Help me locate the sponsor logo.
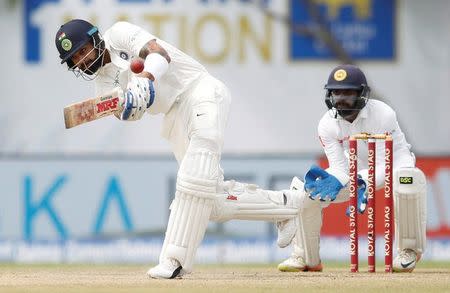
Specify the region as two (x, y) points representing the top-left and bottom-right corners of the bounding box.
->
(401, 260), (415, 268)
(289, 0), (395, 60)
(96, 97), (120, 113)
(399, 177), (413, 184)
(226, 195), (237, 201)
(100, 95), (113, 101)
(119, 52), (129, 60)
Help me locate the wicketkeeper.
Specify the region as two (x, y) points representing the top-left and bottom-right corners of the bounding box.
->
(277, 64), (427, 273)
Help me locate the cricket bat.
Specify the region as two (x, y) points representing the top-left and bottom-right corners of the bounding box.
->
(63, 88), (123, 129)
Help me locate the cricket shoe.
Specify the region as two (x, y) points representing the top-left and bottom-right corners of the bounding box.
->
(276, 177), (305, 248)
(147, 258), (183, 279)
(276, 217), (297, 248)
(393, 248), (421, 273)
(278, 255), (323, 272)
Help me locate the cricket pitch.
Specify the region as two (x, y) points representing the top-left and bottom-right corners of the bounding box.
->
(1, 262), (449, 293)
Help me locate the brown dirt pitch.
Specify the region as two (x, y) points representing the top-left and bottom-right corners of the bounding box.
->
(1, 262), (449, 293)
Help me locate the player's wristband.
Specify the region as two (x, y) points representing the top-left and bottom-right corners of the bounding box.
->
(143, 53), (169, 80)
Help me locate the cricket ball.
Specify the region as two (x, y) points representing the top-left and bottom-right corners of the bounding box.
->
(130, 58), (144, 74)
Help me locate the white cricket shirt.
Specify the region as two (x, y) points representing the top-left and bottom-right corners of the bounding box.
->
(95, 21), (208, 114)
(318, 99), (415, 188)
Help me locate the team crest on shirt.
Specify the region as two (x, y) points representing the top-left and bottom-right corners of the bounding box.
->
(119, 51), (129, 60)
(334, 69), (347, 81)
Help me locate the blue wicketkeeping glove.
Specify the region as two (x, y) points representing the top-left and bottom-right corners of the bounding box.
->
(304, 165), (344, 202)
(346, 176), (368, 216)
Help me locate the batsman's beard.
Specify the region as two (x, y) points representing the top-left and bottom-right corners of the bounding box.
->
(84, 49), (105, 75)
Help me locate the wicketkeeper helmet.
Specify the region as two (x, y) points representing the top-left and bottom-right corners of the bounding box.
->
(324, 64), (371, 115)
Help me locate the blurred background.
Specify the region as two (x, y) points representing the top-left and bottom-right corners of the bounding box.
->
(0, 0), (449, 264)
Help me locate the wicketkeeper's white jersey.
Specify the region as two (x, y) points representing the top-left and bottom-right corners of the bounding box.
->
(318, 99), (415, 188)
(95, 21), (208, 114)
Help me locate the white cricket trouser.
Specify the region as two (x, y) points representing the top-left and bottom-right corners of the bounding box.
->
(158, 73), (230, 272)
(158, 74), (300, 272)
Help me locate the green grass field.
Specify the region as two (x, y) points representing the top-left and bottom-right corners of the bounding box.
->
(1, 262), (450, 293)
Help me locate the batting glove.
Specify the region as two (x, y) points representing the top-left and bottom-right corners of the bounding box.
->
(119, 77), (155, 121)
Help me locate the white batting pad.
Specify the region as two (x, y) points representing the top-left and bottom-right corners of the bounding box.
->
(394, 167), (427, 253)
(291, 176), (323, 266)
(159, 149), (220, 272)
(210, 180), (300, 222)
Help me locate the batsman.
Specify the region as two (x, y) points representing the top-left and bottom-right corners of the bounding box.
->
(277, 65), (427, 273)
(55, 19), (303, 279)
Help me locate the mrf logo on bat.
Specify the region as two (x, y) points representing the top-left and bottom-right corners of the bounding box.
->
(96, 96), (120, 114)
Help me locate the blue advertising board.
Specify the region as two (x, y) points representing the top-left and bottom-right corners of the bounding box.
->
(289, 0), (395, 60)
